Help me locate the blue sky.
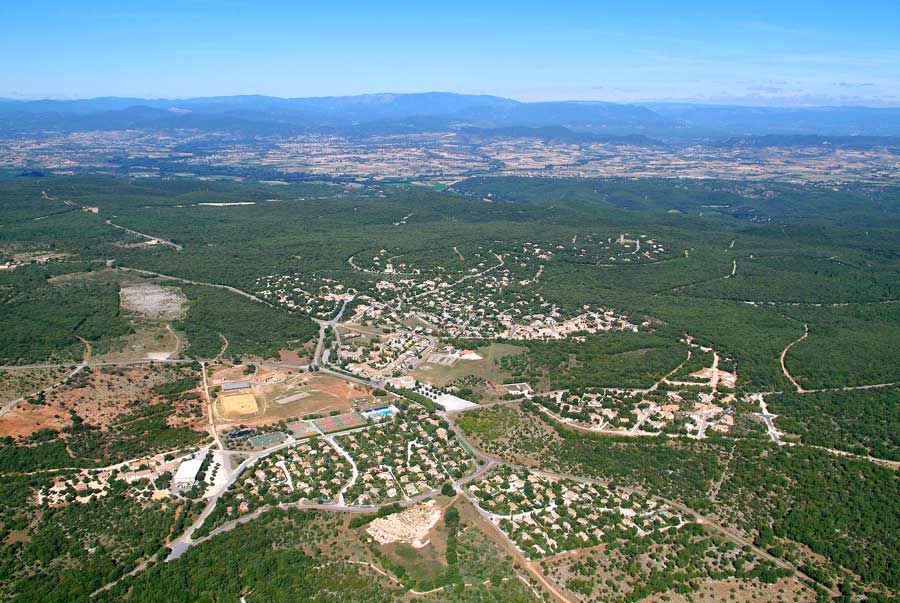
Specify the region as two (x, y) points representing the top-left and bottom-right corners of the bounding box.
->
(2, 0), (899, 105)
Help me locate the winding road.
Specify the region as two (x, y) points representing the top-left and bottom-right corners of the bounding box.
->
(780, 323), (809, 393)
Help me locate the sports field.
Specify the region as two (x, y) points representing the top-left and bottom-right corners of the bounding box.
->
(286, 420), (317, 438)
(219, 393), (259, 417)
(312, 411), (367, 433)
(261, 375), (373, 420)
(247, 431), (287, 447)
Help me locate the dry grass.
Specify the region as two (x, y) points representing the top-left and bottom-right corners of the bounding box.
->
(0, 368), (67, 402)
(219, 393), (259, 417)
(411, 343), (523, 396)
(0, 402), (71, 438)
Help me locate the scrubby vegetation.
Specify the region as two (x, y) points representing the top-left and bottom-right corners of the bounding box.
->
(3, 173), (900, 601)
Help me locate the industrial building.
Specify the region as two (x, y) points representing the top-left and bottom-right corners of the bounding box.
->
(221, 381), (251, 392)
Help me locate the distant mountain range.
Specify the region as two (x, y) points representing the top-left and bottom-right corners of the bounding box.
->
(2, 92), (900, 140)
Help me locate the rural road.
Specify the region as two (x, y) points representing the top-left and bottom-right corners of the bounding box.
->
(105, 219), (183, 250)
(312, 297), (353, 365)
(0, 338), (91, 418)
(445, 409), (838, 598)
(780, 323), (809, 393)
(115, 266), (273, 307)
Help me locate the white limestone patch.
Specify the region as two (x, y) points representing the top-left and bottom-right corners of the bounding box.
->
(120, 284), (187, 320)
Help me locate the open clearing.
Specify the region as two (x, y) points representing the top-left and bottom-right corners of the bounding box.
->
(93, 324), (182, 362)
(218, 393), (259, 417)
(411, 342), (523, 389)
(211, 365), (376, 427)
(120, 284), (188, 319)
(0, 402), (71, 438)
(262, 374), (375, 419)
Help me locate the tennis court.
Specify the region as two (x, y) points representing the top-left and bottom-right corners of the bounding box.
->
(248, 431), (287, 447)
(312, 411), (367, 433)
(286, 420), (317, 438)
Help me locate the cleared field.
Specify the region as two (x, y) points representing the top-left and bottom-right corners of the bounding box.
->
(262, 374), (374, 419)
(120, 284), (187, 319)
(0, 402), (71, 438)
(411, 342), (524, 390)
(278, 345), (313, 364)
(219, 393), (259, 417)
(92, 323), (181, 362)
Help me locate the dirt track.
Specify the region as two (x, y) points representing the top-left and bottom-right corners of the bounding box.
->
(780, 323), (809, 393)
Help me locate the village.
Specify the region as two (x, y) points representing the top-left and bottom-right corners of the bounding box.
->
(466, 466), (684, 560)
(10, 228), (743, 538)
(346, 246), (641, 341)
(2, 219), (853, 603)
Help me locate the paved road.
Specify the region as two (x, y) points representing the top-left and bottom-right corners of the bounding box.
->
(409, 252), (504, 301)
(166, 409), (489, 563)
(0, 358), (196, 371)
(166, 437), (308, 560)
(325, 435), (358, 506)
(312, 297), (353, 365)
(445, 412), (836, 598)
(0, 340), (91, 418)
(116, 266), (273, 307)
(165, 416), (440, 562)
(0, 353), (313, 425)
(459, 485), (573, 603)
(0, 357), (308, 372)
(531, 466), (829, 590)
(755, 398), (785, 445)
(318, 366), (371, 385)
(105, 220), (183, 250)
(187, 501), (378, 551)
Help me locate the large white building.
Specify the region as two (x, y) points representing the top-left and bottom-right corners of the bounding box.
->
(173, 457), (204, 489)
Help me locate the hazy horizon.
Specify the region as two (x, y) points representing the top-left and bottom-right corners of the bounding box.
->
(3, 1), (899, 107)
(3, 90), (900, 110)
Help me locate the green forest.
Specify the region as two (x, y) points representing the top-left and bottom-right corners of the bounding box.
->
(2, 172), (900, 601)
